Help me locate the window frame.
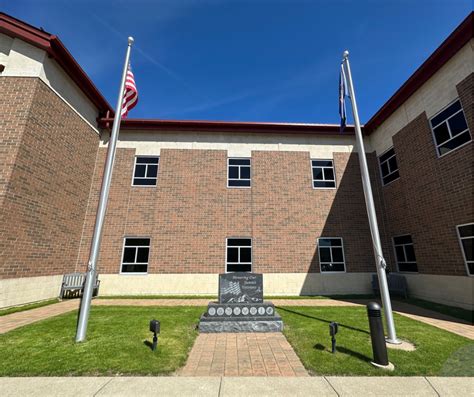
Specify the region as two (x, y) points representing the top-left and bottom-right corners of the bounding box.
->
(378, 147), (400, 186)
(429, 99), (471, 158)
(317, 237), (346, 273)
(131, 155), (160, 187)
(392, 235), (418, 273)
(227, 157), (251, 188)
(311, 159), (337, 189)
(120, 236), (151, 275)
(456, 223), (474, 277)
(225, 237), (252, 273)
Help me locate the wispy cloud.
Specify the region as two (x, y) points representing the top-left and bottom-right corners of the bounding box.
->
(90, 12), (198, 92)
(237, 56), (337, 120)
(158, 88), (262, 118)
(158, 54), (337, 120)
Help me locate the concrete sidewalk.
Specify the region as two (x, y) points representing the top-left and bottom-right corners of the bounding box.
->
(1, 376), (472, 396)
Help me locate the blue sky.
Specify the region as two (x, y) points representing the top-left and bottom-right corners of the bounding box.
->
(2, 1), (472, 123)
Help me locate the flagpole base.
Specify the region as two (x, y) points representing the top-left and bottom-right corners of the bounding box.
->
(385, 337), (402, 345)
(370, 361), (395, 371)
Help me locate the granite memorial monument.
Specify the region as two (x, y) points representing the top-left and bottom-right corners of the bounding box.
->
(199, 272), (283, 332)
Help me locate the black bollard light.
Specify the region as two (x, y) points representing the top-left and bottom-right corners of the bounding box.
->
(329, 322), (338, 353)
(149, 319), (160, 351)
(366, 302), (389, 366)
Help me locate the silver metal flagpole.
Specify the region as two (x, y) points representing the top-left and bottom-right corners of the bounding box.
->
(342, 50), (400, 344)
(76, 37), (134, 343)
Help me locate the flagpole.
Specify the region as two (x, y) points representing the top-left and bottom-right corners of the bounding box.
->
(75, 37), (134, 343)
(342, 50), (400, 344)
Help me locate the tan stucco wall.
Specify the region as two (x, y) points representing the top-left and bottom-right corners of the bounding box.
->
(1, 273), (472, 310)
(0, 275), (63, 308)
(0, 34), (99, 129)
(102, 130), (373, 157)
(404, 274), (474, 310)
(369, 39), (474, 155)
(97, 273), (373, 296)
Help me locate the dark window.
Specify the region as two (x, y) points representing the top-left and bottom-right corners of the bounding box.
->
(312, 160), (336, 188)
(430, 100), (471, 156)
(121, 237), (150, 273)
(433, 124), (450, 145)
(457, 224), (473, 275)
(378, 147), (399, 185)
(226, 238), (251, 272)
(393, 235), (418, 272)
(318, 238), (345, 272)
(228, 158), (251, 187)
(133, 157), (159, 186)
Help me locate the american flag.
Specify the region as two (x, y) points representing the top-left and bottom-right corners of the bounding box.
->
(121, 64), (138, 118)
(222, 280), (241, 296)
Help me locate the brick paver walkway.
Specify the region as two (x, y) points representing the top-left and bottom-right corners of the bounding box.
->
(0, 300), (79, 334)
(179, 333), (308, 377)
(390, 301), (474, 340)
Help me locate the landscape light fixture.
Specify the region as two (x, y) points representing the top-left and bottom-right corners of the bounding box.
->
(329, 322), (338, 353)
(149, 319), (160, 351)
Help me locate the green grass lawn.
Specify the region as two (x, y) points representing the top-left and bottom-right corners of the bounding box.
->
(96, 295), (472, 323)
(1, 304), (472, 376)
(279, 306), (474, 376)
(0, 306), (204, 376)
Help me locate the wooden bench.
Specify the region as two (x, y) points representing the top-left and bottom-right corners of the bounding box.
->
(60, 272), (100, 299)
(371, 273), (408, 299)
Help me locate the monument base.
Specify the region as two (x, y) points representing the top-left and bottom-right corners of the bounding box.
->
(199, 318), (283, 333)
(198, 301), (283, 333)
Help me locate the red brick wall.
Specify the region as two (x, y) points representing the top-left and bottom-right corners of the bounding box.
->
(373, 73), (473, 276)
(78, 146), (377, 274)
(0, 77), (99, 279)
(0, 78), (35, 209)
(252, 151), (375, 273)
(4, 76), (470, 281)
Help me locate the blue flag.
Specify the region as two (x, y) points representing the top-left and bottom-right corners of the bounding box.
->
(339, 62), (348, 132)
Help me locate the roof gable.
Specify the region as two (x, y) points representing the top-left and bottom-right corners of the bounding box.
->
(0, 12), (112, 117)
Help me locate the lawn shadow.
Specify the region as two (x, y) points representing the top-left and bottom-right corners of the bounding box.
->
(336, 346), (372, 363)
(277, 306), (370, 335)
(440, 343), (474, 376)
(143, 340), (154, 351)
(313, 342), (372, 364)
(314, 343), (326, 351)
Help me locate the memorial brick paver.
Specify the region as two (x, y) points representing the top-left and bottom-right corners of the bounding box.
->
(179, 332), (309, 377)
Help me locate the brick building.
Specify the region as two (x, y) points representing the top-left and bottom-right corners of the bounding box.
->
(0, 12), (472, 309)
